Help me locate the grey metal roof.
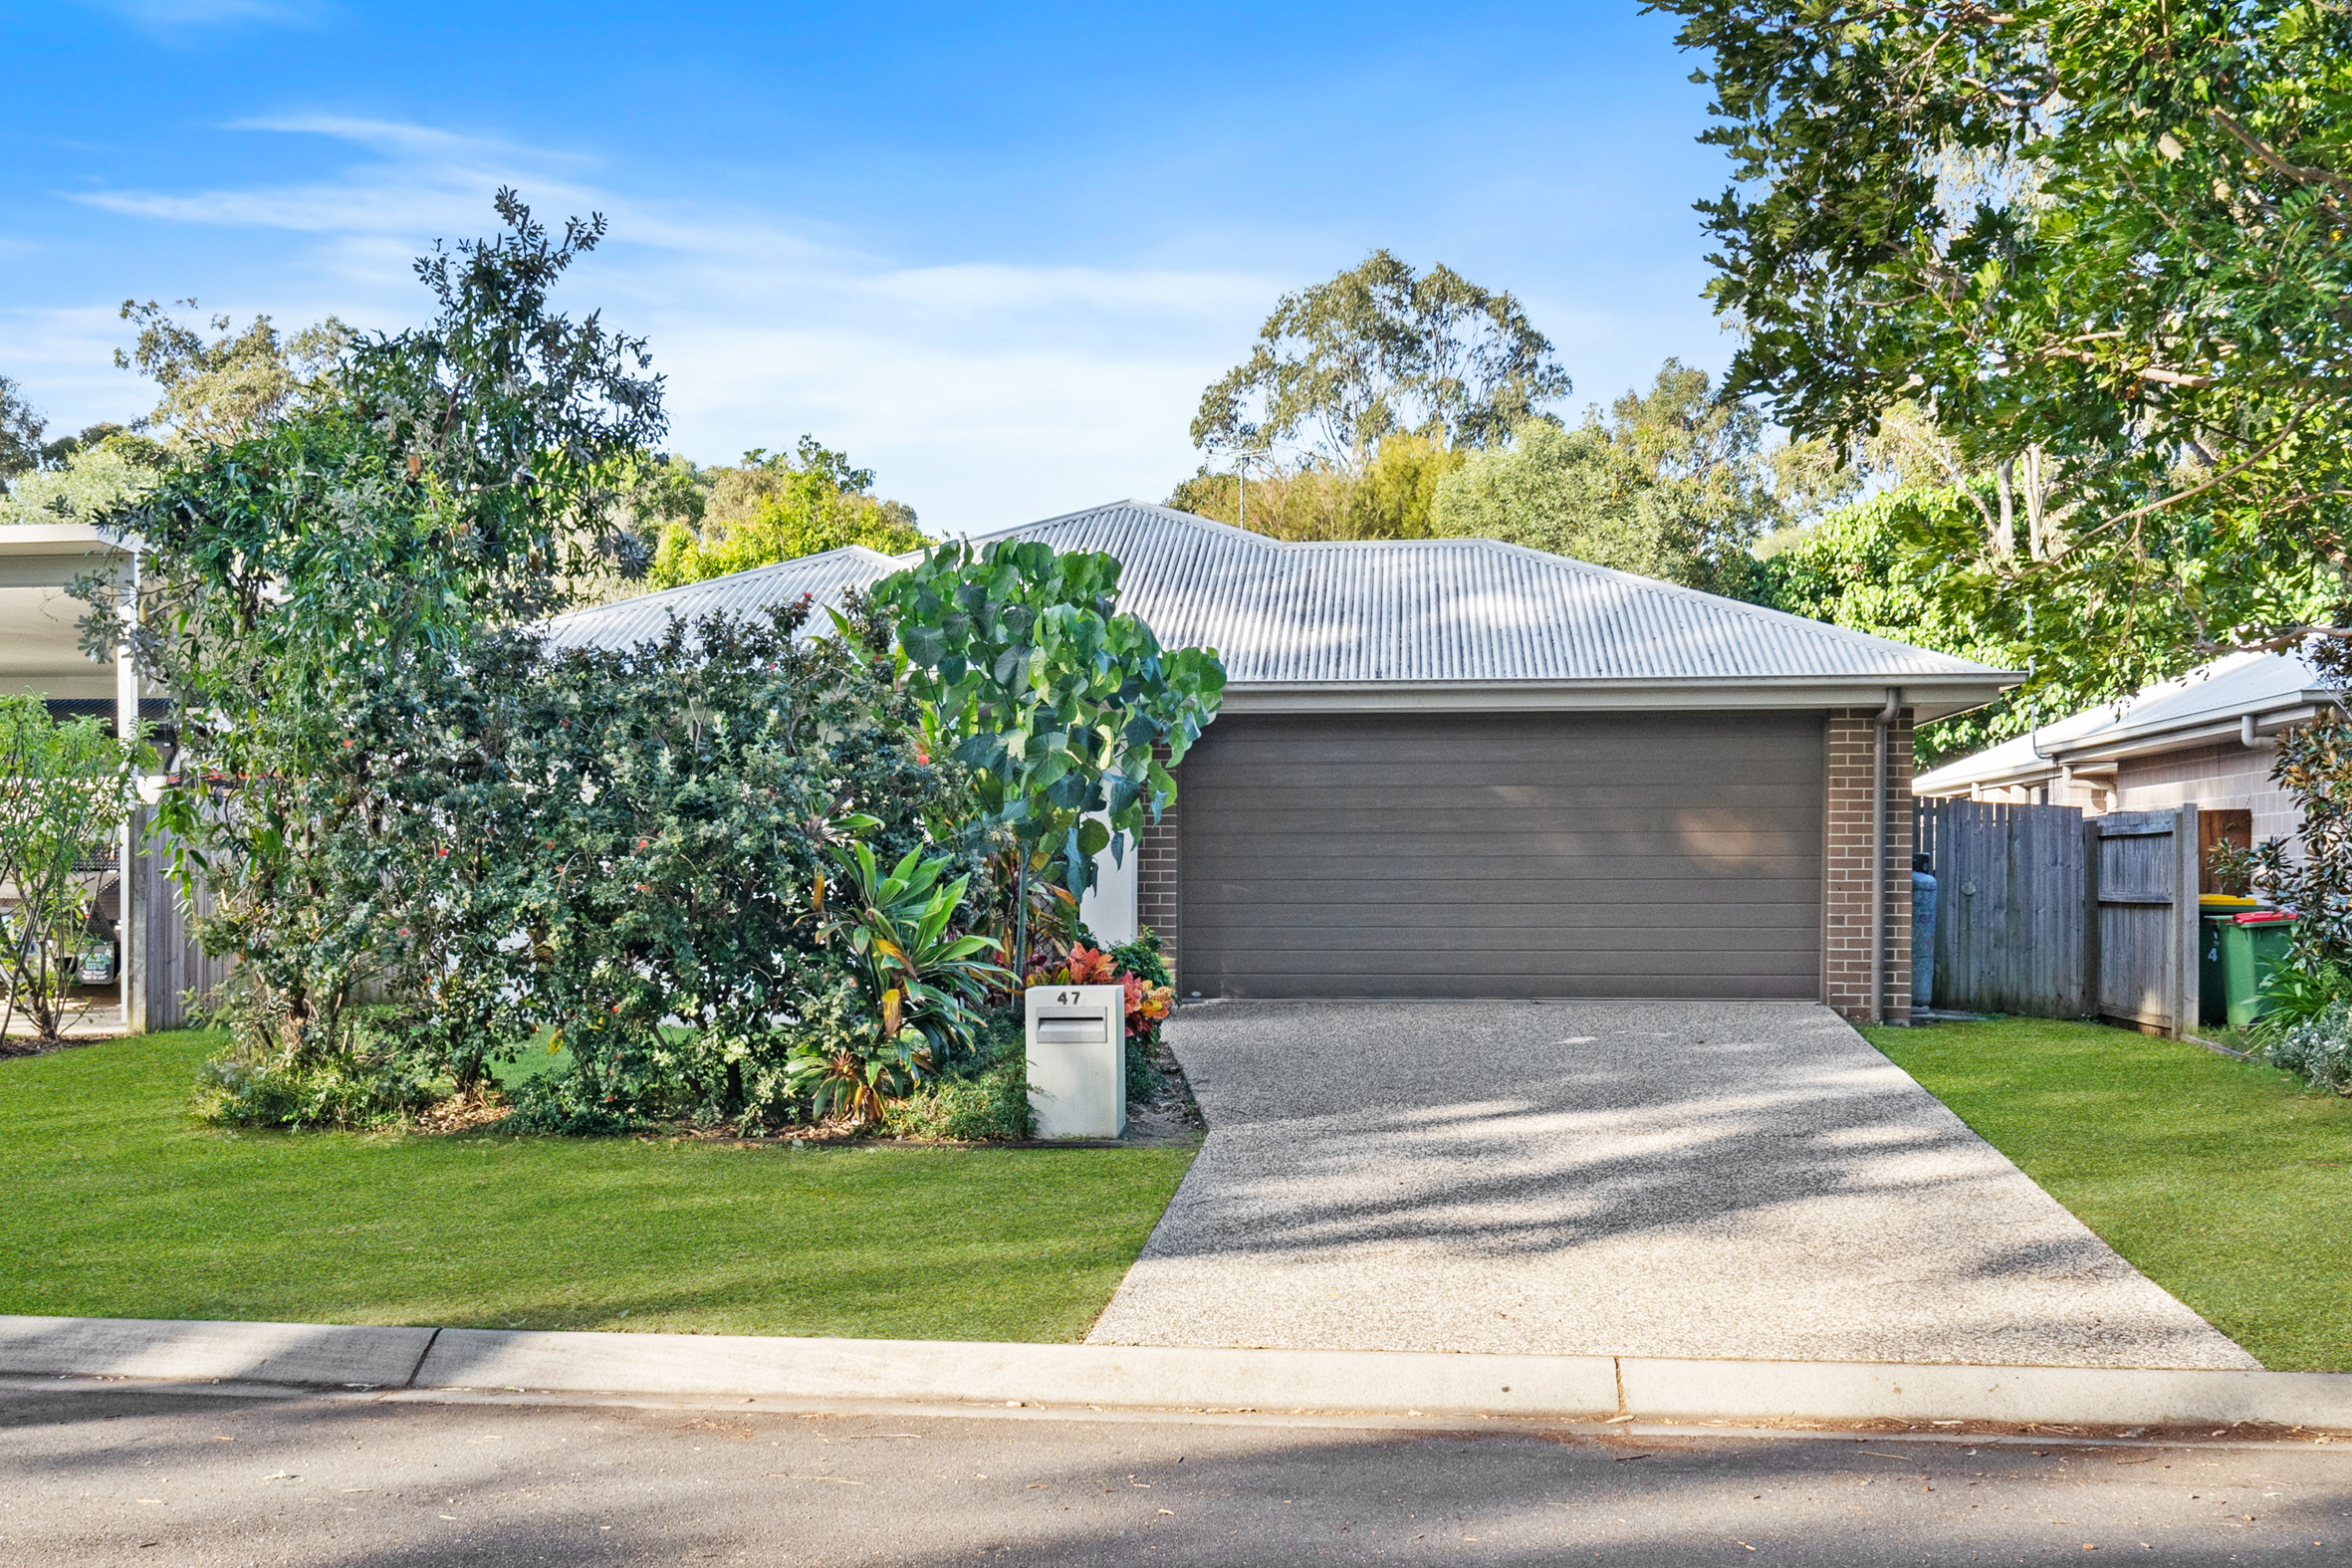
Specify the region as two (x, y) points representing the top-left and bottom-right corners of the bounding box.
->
(546, 546), (904, 652)
(547, 502), (2011, 697)
(1915, 649), (2341, 794)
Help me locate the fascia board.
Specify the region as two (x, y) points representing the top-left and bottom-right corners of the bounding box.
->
(2048, 704), (2324, 766)
(0, 524), (133, 555)
(1218, 674), (2020, 716)
(1915, 757), (2062, 795)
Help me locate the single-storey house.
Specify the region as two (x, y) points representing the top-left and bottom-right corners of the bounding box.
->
(550, 503), (2017, 1022)
(1912, 650), (2340, 881)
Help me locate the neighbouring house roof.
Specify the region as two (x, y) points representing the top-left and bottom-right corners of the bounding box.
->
(1913, 649), (2341, 796)
(0, 523), (137, 703)
(547, 502), (2018, 716)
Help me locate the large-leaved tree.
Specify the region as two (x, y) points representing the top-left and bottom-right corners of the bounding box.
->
(1650, 0), (2352, 661)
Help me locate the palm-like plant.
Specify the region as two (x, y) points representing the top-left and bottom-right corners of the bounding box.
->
(819, 841), (1011, 1078)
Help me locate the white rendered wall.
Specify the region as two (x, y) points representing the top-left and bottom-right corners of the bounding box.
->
(1078, 827), (1140, 945)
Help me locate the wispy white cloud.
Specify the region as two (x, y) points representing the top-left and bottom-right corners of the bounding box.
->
(60, 116), (1278, 530)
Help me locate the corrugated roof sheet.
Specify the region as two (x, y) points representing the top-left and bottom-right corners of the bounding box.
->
(548, 501), (2005, 686)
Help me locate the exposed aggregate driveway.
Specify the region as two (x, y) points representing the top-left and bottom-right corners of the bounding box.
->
(1086, 1001), (2255, 1369)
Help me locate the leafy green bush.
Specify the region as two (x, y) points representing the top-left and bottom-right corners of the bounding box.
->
(2265, 1001), (2352, 1095)
(2254, 961), (2352, 1040)
(881, 1016), (1032, 1141)
(197, 1025), (438, 1132)
(821, 839), (1012, 1074)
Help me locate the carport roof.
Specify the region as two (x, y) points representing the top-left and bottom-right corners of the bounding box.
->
(548, 502), (2016, 717)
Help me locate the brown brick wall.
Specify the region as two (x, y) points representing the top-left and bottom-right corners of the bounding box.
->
(1136, 753), (1180, 979)
(1825, 707), (1914, 1024)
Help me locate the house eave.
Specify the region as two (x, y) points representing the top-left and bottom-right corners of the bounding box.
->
(2046, 702), (2327, 767)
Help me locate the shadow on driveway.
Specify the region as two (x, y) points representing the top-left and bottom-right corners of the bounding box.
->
(1085, 1001), (2254, 1368)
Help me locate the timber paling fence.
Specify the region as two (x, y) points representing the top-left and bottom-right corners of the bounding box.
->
(133, 834), (232, 1032)
(1916, 798), (2201, 1035)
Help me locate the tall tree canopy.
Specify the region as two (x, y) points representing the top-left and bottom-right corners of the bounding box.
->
(1166, 432), (1465, 542)
(1650, 0), (2352, 659)
(1431, 359), (1843, 598)
(116, 300), (351, 450)
(1191, 250), (1570, 469)
(0, 374), (44, 480)
(646, 436), (925, 589)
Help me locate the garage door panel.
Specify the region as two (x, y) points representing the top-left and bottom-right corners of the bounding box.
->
(1199, 765), (1830, 795)
(1187, 796), (1826, 828)
(1193, 949), (1827, 979)
(1178, 712), (1824, 1000)
(1187, 724), (1818, 769)
(1186, 901), (1827, 931)
(1185, 848), (1828, 876)
(1186, 925), (1824, 956)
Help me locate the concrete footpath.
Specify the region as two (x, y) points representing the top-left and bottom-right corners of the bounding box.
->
(6, 1314), (2351, 1434)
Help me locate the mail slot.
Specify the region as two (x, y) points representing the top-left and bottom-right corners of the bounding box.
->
(1025, 984), (1126, 1139)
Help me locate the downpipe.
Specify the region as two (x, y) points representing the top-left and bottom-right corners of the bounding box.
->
(1871, 687), (1900, 1024)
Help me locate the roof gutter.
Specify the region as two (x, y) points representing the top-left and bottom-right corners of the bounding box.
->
(2043, 703), (2328, 767)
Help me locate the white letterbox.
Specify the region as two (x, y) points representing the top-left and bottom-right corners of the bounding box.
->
(1025, 984), (1127, 1140)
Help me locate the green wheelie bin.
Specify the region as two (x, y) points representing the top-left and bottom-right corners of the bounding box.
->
(2203, 909), (2296, 1030)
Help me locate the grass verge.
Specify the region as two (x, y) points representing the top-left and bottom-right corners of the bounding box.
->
(1865, 1016), (2352, 1372)
(1, 1031), (1193, 1342)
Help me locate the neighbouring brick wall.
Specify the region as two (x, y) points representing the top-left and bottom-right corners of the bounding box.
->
(1825, 707), (1914, 1024)
(1137, 747), (1180, 979)
(2117, 740), (2298, 851)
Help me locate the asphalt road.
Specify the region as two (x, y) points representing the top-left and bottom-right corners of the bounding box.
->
(6, 1385), (2349, 1565)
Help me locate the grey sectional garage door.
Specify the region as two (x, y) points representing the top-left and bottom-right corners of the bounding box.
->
(1177, 711), (1825, 1000)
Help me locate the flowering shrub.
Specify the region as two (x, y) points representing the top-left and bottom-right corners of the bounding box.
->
(1026, 942), (1173, 1041)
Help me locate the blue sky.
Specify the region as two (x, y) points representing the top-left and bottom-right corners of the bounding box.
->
(2, 1), (1736, 533)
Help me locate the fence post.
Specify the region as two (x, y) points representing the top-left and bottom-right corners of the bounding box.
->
(2082, 815), (2104, 1023)
(2174, 803), (2201, 1038)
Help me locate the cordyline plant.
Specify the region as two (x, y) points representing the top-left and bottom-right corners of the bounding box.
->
(0, 698), (146, 1043)
(859, 539), (1225, 966)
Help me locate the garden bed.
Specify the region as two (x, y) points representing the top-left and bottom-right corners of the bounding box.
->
(0, 1031), (1194, 1342)
(1865, 1016), (2352, 1372)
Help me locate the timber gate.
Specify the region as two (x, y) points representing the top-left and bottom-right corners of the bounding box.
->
(1916, 798), (2200, 1034)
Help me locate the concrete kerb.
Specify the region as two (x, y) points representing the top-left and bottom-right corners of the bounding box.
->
(0, 1315), (437, 1389)
(6, 1315), (2350, 1432)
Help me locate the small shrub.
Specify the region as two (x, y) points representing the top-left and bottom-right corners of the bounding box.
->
(197, 1033), (438, 1131)
(1030, 934), (1173, 1102)
(2255, 960), (2352, 1039)
(881, 1015), (1031, 1140)
(2265, 1000), (2352, 1095)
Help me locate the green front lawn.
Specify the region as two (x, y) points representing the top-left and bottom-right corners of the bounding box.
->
(0, 1031), (1193, 1342)
(1865, 1017), (2352, 1372)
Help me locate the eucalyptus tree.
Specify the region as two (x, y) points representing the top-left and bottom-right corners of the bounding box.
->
(1192, 250), (1570, 471)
